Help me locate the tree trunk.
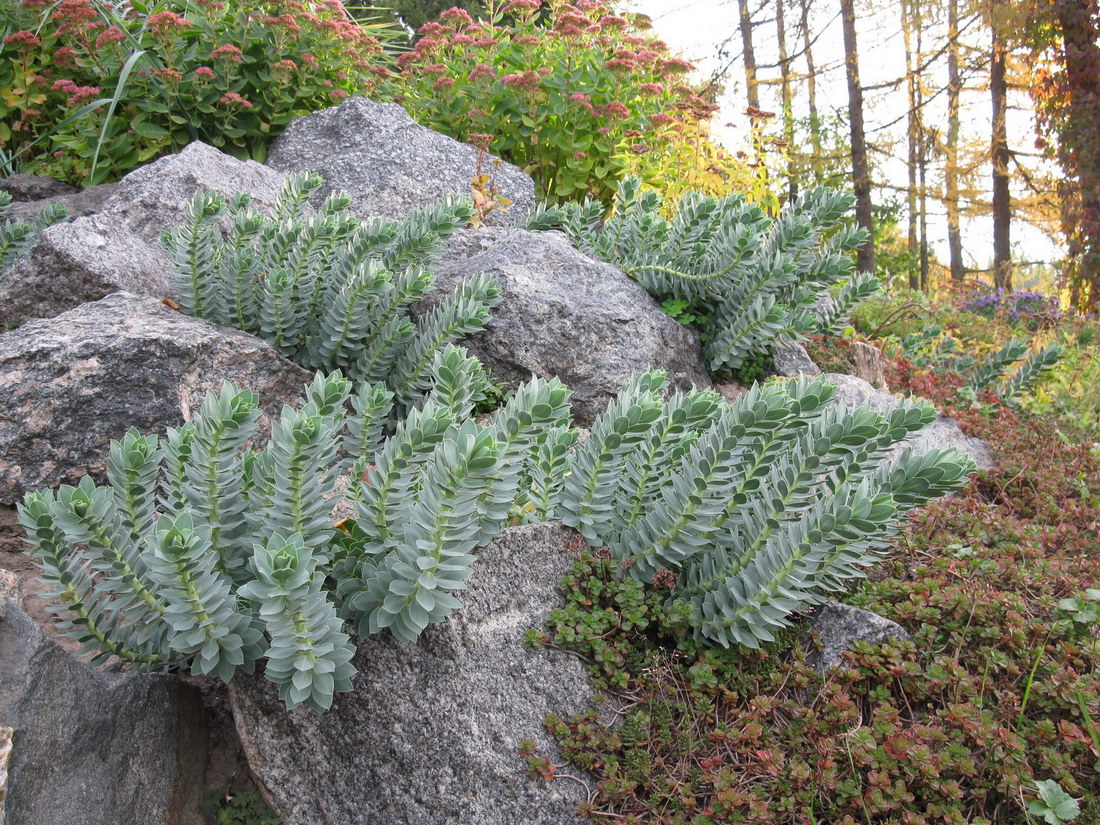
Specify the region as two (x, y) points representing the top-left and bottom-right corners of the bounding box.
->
(946, 0), (966, 281)
(738, 0), (761, 110)
(798, 0), (823, 171)
(776, 0), (798, 202)
(901, 0), (920, 290)
(919, 134), (930, 290)
(840, 0), (875, 273)
(991, 3), (1013, 290)
(1054, 0), (1100, 309)
(916, 9), (930, 290)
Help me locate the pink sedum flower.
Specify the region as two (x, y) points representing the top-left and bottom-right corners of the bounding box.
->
(3, 30), (42, 48)
(440, 7), (474, 25)
(602, 101), (630, 119)
(211, 43), (244, 62)
(217, 92), (253, 108)
(95, 25), (125, 48)
(68, 85), (103, 106)
(148, 10), (191, 35)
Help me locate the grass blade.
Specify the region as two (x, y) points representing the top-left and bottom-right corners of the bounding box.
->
(90, 48), (147, 184)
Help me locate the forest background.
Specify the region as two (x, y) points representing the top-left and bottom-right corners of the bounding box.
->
(380, 0), (1100, 312)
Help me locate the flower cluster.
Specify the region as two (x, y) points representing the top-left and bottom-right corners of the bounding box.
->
(3, 30), (42, 48)
(147, 10), (191, 35)
(50, 78), (103, 106)
(961, 286), (1062, 329)
(395, 1), (710, 203)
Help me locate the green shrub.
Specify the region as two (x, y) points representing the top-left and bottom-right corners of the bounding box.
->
(969, 339), (1063, 403)
(21, 364), (571, 710)
(528, 176), (878, 374)
(163, 173), (496, 418)
(393, 1), (711, 204)
(852, 290), (1000, 346)
(551, 370), (973, 648)
(1016, 325), (1100, 437)
(882, 326), (1061, 406)
(0, 190), (66, 274)
(848, 292), (1063, 407)
(619, 116), (769, 207)
(0, 0), (396, 184)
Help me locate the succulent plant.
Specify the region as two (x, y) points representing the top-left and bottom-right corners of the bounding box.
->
(527, 176), (878, 373)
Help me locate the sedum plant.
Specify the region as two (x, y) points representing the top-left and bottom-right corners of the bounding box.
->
(0, 0), (396, 184)
(162, 173), (498, 416)
(527, 176), (879, 374)
(20, 353), (572, 711)
(552, 370), (975, 648)
(0, 191), (66, 275)
(394, 2), (711, 204)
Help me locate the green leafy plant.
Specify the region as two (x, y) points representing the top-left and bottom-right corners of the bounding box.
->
(998, 344), (1064, 404)
(527, 176), (878, 374)
(1029, 780), (1081, 824)
(658, 297), (706, 328)
(0, 190), (66, 274)
(20, 362), (572, 710)
(0, 0), (398, 184)
(547, 369), (973, 647)
(841, 299), (1063, 409)
(1021, 328), (1100, 438)
(733, 348), (772, 385)
(619, 114), (772, 207)
(968, 339), (1063, 404)
(206, 786), (280, 825)
(393, 1), (711, 204)
(162, 172), (495, 417)
(1058, 589), (1100, 624)
(897, 324), (978, 374)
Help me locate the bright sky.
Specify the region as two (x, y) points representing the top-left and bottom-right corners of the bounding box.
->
(625, 0), (1063, 283)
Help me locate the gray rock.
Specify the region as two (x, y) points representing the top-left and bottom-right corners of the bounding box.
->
(0, 725), (11, 825)
(812, 293), (837, 325)
(771, 342), (822, 377)
(416, 228), (711, 426)
(715, 378), (750, 405)
(824, 372), (995, 470)
(806, 600), (910, 674)
(0, 570), (207, 825)
(848, 340), (887, 389)
(0, 142), (286, 327)
(0, 174), (77, 201)
(0, 292), (311, 504)
(2, 182), (119, 224)
(230, 523), (591, 825)
(266, 97), (536, 225)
